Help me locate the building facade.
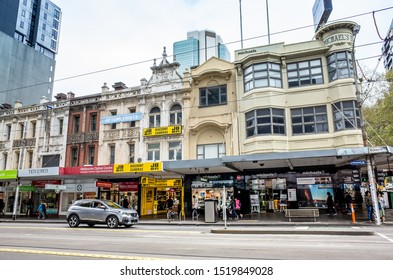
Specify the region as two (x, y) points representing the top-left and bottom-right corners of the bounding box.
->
(173, 30), (231, 75)
(382, 19), (393, 71)
(0, 0), (61, 106)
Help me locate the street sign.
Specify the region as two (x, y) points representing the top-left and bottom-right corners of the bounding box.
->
(349, 160), (367, 165)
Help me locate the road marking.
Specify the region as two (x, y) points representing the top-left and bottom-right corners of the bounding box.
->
(0, 247), (165, 260)
(376, 232), (393, 243)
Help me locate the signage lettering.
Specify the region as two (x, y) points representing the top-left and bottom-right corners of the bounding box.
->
(323, 33), (353, 46)
(143, 125), (182, 137)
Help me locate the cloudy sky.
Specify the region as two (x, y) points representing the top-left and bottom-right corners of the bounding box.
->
(52, 0), (392, 97)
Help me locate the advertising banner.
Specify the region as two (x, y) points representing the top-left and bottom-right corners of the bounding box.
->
(61, 165), (114, 175)
(0, 170), (18, 179)
(101, 112), (142, 124)
(142, 125), (182, 137)
(114, 162), (162, 173)
(18, 167), (60, 177)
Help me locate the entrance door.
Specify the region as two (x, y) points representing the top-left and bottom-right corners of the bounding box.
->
(142, 188), (154, 215)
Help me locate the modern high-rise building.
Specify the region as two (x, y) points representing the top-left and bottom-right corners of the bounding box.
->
(0, 0), (61, 106)
(173, 30), (231, 75)
(382, 19), (393, 71)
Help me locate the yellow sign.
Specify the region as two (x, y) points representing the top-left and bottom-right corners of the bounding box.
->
(141, 177), (182, 187)
(143, 125), (182, 137)
(114, 162), (162, 173)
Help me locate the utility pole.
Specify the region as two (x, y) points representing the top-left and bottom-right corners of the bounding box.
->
(239, 0), (244, 49)
(266, 0), (271, 44)
(352, 25), (380, 225)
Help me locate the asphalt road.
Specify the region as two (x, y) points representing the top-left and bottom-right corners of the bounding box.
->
(1, 223), (393, 260)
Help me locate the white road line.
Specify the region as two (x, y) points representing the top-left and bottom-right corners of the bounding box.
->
(376, 232), (393, 243)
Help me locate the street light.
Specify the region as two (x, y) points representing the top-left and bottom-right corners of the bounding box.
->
(352, 25), (380, 225)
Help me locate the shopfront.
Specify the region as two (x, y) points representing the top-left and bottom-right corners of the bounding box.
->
(97, 181), (139, 210)
(0, 170), (18, 215)
(141, 176), (183, 216)
(61, 178), (98, 215)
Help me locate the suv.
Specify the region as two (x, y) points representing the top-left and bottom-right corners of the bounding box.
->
(67, 199), (139, 228)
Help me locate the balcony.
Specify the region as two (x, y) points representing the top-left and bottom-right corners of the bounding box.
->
(103, 127), (139, 141)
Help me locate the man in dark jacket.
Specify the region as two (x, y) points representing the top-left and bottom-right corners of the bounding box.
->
(326, 192), (336, 215)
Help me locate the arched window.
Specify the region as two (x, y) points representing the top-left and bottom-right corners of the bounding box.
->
(169, 104), (182, 125)
(149, 107), (161, 128)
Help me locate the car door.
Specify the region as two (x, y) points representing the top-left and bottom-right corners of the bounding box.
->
(90, 201), (107, 222)
(75, 201), (93, 221)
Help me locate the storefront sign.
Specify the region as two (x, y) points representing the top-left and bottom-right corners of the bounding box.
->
(32, 180), (61, 188)
(19, 167), (59, 177)
(96, 181), (113, 188)
(61, 165), (113, 175)
(250, 194), (259, 207)
(297, 177), (316, 185)
(141, 177), (182, 187)
(101, 112), (142, 125)
(288, 189), (297, 202)
(45, 184), (67, 190)
(349, 160), (367, 166)
(19, 186), (36, 192)
(142, 125), (182, 137)
(323, 33), (353, 47)
(141, 176), (156, 185)
(119, 182), (139, 191)
(63, 180), (97, 193)
(114, 162), (162, 173)
(0, 170), (17, 179)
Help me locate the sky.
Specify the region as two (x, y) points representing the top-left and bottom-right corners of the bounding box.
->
(52, 0), (393, 98)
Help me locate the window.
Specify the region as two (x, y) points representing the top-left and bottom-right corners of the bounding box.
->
(43, 23), (46, 30)
(20, 21), (24, 29)
(22, 10), (26, 17)
(54, 9), (60, 20)
(71, 147), (79, 167)
(6, 124), (11, 140)
(41, 34), (45, 41)
(50, 40), (57, 50)
(147, 143), (160, 161)
(44, 13), (47, 20)
(244, 62), (282, 92)
(87, 146), (95, 165)
(58, 118), (63, 135)
(28, 151), (33, 169)
(129, 108), (136, 127)
(327, 51), (353, 81)
(169, 141), (182, 160)
(73, 115), (80, 133)
(129, 143), (135, 163)
(31, 122), (36, 138)
(245, 108), (285, 137)
(333, 100), (360, 131)
(197, 144), (225, 159)
(3, 153), (7, 170)
(110, 111), (117, 129)
(109, 145), (115, 164)
(19, 123), (25, 139)
(200, 85), (227, 107)
(287, 59), (323, 87)
(149, 107), (161, 128)
(15, 151), (20, 169)
(45, 2), (49, 9)
(169, 104), (182, 125)
(51, 29), (58, 40)
(291, 106), (328, 135)
(90, 113), (97, 132)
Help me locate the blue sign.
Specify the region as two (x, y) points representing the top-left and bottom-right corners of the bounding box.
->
(349, 160), (367, 166)
(312, 0), (333, 31)
(101, 112), (142, 125)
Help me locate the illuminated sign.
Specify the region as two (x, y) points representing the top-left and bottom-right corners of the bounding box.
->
(114, 162), (163, 173)
(143, 125), (182, 137)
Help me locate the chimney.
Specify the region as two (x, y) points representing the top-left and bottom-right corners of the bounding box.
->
(101, 82), (109, 93)
(14, 100), (23, 108)
(112, 82), (127, 90)
(67, 91), (75, 99)
(140, 78), (147, 86)
(54, 93), (67, 101)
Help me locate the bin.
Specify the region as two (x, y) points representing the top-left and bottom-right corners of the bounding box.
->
(204, 199), (218, 223)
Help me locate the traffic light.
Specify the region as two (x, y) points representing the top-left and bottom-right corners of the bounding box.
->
(361, 172), (368, 183)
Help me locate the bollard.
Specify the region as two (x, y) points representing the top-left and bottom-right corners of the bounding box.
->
(350, 203), (356, 223)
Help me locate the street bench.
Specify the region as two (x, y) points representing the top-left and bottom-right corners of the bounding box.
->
(285, 208), (319, 222)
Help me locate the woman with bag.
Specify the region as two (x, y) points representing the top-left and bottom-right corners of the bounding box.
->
(378, 192), (386, 223)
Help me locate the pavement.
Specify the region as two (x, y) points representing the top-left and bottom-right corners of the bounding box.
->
(1, 208), (392, 236)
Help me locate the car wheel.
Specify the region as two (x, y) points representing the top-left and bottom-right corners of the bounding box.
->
(87, 223), (95, 227)
(124, 225), (132, 228)
(68, 214), (80, 228)
(106, 216), (119, 228)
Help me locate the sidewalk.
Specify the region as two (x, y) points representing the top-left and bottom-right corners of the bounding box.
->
(1, 208), (391, 235)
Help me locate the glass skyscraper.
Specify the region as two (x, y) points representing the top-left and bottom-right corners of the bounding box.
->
(173, 30), (231, 75)
(0, 0), (61, 106)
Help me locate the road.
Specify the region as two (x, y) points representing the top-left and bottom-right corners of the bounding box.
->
(0, 223), (393, 260)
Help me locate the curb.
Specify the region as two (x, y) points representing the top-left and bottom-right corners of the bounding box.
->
(210, 229), (375, 236)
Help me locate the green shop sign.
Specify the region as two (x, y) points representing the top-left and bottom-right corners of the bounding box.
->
(20, 186), (37, 192)
(0, 170), (18, 179)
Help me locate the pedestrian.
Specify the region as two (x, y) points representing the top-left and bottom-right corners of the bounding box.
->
(37, 200), (46, 219)
(26, 198), (33, 217)
(345, 192), (352, 214)
(378, 192), (386, 223)
(230, 196), (237, 219)
(235, 197), (242, 219)
(365, 191), (373, 222)
(122, 196), (129, 208)
(326, 192), (336, 215)
(166, 196), (174, 210)
(192, 195), (199, 219)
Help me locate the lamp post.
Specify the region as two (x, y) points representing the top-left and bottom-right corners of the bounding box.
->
(12, 117), (28, 220)
(352, 25), (380, 225)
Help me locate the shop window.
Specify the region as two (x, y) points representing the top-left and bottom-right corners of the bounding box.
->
(327, 51), (354, 82)
(291, 105), (328, 135)
(287, 59), (323, 87)
(244, 62), (282, 92)
(332, 100), (360, 131)
(197, 143), (225, 159)
(199, 85), (227, 107)
(245, 108), (285, 137)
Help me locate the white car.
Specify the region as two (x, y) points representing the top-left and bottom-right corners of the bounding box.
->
(67, 199), (139, 228)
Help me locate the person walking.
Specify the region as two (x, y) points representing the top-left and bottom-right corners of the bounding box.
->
(192, 195), (199, 220)
(326, 192), (336, 215)
(345, 192), (352, 214)
(122, 196), (129, 209)
(26, 198), (33, 217)
(37, 200), (46, 219)
(235, 197), (242, 219)
(365, 191), (373, 222)
(378, 192), (386, 223)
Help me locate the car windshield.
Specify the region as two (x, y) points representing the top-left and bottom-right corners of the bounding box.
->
(103, 200), (122, 209)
